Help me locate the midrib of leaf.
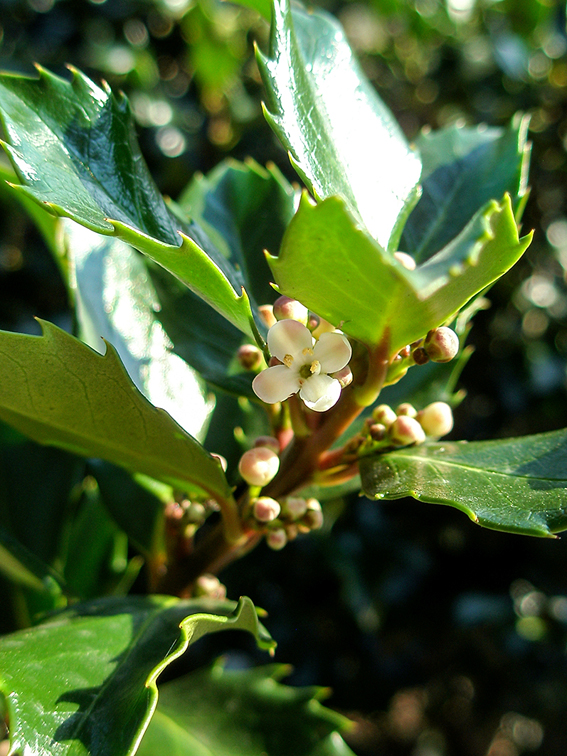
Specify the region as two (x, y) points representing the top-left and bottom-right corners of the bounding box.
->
(64, 599), (178, 744)
(381, 452), (566, 482)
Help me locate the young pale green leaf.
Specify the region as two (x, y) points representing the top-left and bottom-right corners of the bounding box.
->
(0, 595), (275, 756)
(359, 427), (567, 537)
(269, 193), (532, 353)
(0, 66), (258, 341)
(67, 222), (214, 440)
(401, 116), (531, 263)
(0, 320), (233, 508)
(256, 0), (421, 250)
(138, 663), (355, 756)
(178, 158), (297, 307)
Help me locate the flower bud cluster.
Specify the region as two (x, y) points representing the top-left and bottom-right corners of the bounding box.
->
(387, 327), (460, 386)
(248, 494), (324, 551)
(366, 400), (454, 447)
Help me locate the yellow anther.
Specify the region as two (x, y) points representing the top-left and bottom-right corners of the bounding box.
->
(302, 347), (314, 357)
(310, 360), (320, 374)
(283, 354), (294, 368)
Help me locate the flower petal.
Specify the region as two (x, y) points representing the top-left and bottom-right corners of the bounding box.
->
(253, 365), (300, 404)
(299, 374), (342, 412)
(313, 332), (352, 373)
(267, 319), (314, 363)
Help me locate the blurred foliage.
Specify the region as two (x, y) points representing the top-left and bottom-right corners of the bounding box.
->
(2, 0), (567, 754)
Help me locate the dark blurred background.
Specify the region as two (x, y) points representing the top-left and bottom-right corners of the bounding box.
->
(2, 0), (567, 754)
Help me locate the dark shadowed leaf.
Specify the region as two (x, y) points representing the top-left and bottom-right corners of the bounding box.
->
(138, 662), (355, 756)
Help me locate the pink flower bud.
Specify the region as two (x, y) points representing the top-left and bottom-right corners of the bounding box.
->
(396, 402), (417, 418)
(333, 365), (353, 388)
(388, 415), (426, 446)
(258, 304), (277, 328)
(417, 402), (454, 437)
(273, 295), (309, 325)
(253, 496), (281, 522)
(424, 327), (459, 363)
(266, 528), (288, 550)
(237, 344), (263, 371)
(254, 435), (280, 453)
(372, 404), (397, 427)
(238, 447), (280, 487)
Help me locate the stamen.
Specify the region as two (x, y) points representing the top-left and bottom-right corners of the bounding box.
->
(310, 360), (321, 375)
(283, 354), (294, 368)
(302, 347), (314, 357)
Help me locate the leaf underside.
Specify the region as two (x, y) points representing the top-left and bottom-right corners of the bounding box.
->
(359, 427), (567, 536)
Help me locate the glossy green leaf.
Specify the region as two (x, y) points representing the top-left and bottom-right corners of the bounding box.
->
(256, 0), (421, 250)
(178, 158), (297, 307)
(269, 194), (532, 352)
(359, 427), (567, 536)
(67, 221), (214, 441)
(401, 116), (531, 263)
(0, 67), (257, 340)
(138, 663), (355, 756)
(0, 320), (232, 504)
(0, 595), (275, 756)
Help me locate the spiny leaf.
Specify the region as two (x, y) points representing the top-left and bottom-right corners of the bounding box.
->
(0, 66), (258, 340)
(138, 662), (356, 756)
(402, 116), (531, 263)
(0, 595), (275, 756)
(268, 194), (532, 353)
(0, 320), (232, 505)
(359, 427), (567, 537)
(256, 0), (421, 250)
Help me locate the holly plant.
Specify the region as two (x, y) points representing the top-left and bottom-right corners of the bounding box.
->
(0, 0), (564, 754)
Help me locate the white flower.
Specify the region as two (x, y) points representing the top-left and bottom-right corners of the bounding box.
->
(252, 319), (352, 412)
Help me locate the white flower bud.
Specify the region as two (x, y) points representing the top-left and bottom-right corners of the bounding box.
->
(273, 295), (309, 325)
(303, 498), (323, 530)
(282, 496), (308, 519)
(424, 327), (459, 363)
(394, 251), (416, 270)
(372, 404), (397, 427)
(238, 447), (280, 487)
(194, 574), (227, 599)
(253, 496), (281, 522)
(389, 415), (426, 446)
(266, 528), (288, 550)
(396, 402), (417, 418)
(417, 402), (454, 437)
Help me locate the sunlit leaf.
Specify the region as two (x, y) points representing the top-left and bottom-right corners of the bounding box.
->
(269, 194), (531, 352)
(256, 0), (421, 250)
(360, 427), (567, 536)
(0, 66), (258, 340)
(0, 596), (274, 756)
